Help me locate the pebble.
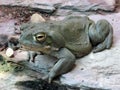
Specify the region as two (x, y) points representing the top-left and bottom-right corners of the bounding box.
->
(30, 13), (46, 23)
(6, 48), (14, 57)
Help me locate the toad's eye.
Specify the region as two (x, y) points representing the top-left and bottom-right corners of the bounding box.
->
(34, 32), (46, 42)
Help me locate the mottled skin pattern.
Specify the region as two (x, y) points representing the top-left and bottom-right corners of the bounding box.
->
(19, 16), (113, 83)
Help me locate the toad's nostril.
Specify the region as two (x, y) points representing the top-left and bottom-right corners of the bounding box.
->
(19, 45), (27, 50)
(19, 45), (23, 49)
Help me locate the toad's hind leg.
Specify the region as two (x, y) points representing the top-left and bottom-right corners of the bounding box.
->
(89, 19), (113, 53)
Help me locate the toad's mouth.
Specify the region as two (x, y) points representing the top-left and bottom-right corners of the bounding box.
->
(19, 39), (43, 51)
(20, 43), (59, 55)
(19, 43), (59, 55)
(20, 44), (43, 52)
(20, 44), (33, 51)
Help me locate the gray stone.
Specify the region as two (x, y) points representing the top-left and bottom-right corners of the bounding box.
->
(12, 50), (29, 62)
(56, 0), (116, 16)
(60, 0), (116, 11)
(29, 0), (116, 12)
(30, 4), (55, 14)
(0, 0), (116, 15)
(0, 0), (56, 14)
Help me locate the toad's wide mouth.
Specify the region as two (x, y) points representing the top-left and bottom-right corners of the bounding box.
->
(20, 44), (32, 51)
(20, 43), (41, 51)
(19, 38), (42, 51)
(19, 43), (53, 54)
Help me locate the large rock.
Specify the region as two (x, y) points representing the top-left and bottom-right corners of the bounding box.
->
(60, 0), (116, 11)
(56, 0), (116, 16)
(0, 0), (55, 14)
(60, 13), (120, 90)
(0, 0), (116, 15)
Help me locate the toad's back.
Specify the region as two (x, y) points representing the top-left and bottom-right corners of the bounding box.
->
(48, 16), (93, 57)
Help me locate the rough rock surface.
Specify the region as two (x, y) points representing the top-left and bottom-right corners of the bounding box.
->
(0, 0), (116, 14)
(56, 0), (116, 16)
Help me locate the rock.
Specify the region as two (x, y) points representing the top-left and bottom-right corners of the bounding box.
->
(30, 4), (56, 14)
(0, 0), (116, 15)
(6, 47), (14, 57)
(12, 50), (29, 62)
(30, 13), (46, 23)
(56, 0), (116, 16)
(60, 13), (120, 90)
(0, 0), (56, 14)
(60, 0), (116, 11)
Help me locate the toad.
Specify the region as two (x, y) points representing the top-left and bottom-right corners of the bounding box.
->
(19, 16), (113, 83)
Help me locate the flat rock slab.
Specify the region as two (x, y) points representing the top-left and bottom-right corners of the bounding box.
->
(60, 13), (120, 90)
(0, 0), (55, 14)
(0, 0), (116, 15)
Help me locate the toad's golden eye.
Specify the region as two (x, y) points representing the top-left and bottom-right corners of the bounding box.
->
(34, 33), (46, 42)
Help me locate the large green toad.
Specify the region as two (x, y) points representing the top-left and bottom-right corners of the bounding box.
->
(19, 16), (113, 83)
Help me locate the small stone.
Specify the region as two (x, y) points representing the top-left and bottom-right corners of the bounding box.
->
(30, 13), (46, 23)
(6, 48), (14, 57)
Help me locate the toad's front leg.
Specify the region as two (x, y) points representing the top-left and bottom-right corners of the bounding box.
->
(44, 48), (75, 83)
